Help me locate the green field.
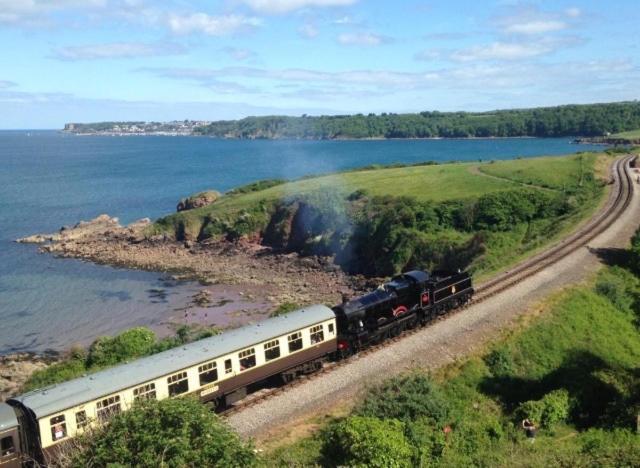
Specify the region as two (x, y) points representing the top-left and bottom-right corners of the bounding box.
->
(155, 153), (603, 233)
(479, 153), (596, 190)
(611, 129), (640, 140)
(264, 264), (640, 467)
(149, 152), (609, 278)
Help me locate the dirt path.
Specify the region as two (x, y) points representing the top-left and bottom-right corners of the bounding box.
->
(468, 164), (558, 192)
(226, 158), (640, 442)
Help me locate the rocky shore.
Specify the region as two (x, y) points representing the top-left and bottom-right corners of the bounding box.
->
(17, 215), (363, 314)
(0, 353), (57, 402)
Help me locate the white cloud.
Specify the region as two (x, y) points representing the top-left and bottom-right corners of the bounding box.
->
(0, 80), (17, 88)
(333, 15), (356, 24)
(0, 0), (106, 25)
(495, 5), (585, 36)
(504, 20), (567, 35)
(139, 58), (640, 107)
(338, 32), (391, 46)
(452, 42), (553, 61)
(222, 47), (257, 61)
(52, 42), (186, 61)
(565, 7), (581, 18)
(167, 13), (262, 36)
(240, 0), (357, 14)
(298, 23), (319, 38)
(445, 35), (584, 63)
(414, 49), (443, 61)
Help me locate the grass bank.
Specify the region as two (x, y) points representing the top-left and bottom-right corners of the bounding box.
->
(149, 152), (610, 278)
(612, 129), (640, 140)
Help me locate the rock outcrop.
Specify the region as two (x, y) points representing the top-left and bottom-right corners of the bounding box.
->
(177, 191), (221, 212)
(0, 353), (55, 401)
(16, 215), (151, 245)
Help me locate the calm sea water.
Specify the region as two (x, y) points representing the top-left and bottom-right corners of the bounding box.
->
(0, 131), (603, 354)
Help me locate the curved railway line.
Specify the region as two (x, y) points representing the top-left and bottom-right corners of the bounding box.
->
(222, 155), (636, 418)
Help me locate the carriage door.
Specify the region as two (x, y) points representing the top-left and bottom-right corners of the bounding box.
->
(0, 429), (20, 468)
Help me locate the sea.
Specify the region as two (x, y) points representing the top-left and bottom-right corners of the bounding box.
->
(0, 131), (604, 354)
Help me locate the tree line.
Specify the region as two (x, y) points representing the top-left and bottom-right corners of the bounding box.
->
(193, 101), (640, 139)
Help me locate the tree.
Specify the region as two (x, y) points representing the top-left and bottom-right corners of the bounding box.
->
(322, 416), (413, 467)
(67, 398), (256, 467)
(356, 374), (450, 423)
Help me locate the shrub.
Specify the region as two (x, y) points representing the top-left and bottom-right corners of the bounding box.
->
(322, 416), (413, 468)
(484, 348), (514, 377)
(595, 267), (635, 313)
(515, 389), (571, 429)
(404, 417), (447, 466)
(357, 374), (450, 423)
(270, 302), (300, 317)
(86, 327), (156, 368)
(66, 398), (256, 467)
(227, 178), (286, 195)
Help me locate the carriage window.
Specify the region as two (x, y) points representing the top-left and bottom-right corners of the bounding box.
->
(239, 348), (256, 371)
(264, 339), (280, 361)
(225, 358), (233, 374)
(328, 323), (335, 334)
(50, 414), (67, 440)
(310, 325), (324, 344)
(288, 332), (303, 352)
(97, 395), (121, 422)
(75, 410), (89, 430)
(134, 383), (157, 401)
(198, 361), (218, 385)
(167, 372), (189, 396)
(1, 436), (15, 456)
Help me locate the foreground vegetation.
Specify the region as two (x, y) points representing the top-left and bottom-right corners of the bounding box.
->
(61, 398), (256, 467)
(193, 101), (640, 139)
(151, 152), (607, 278)
(265, 236), (640, 466)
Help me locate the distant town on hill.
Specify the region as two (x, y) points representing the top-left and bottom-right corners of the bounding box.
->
(63, 101), (640, 140)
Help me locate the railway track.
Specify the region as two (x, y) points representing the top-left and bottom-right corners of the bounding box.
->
(222, 155), (636, 417)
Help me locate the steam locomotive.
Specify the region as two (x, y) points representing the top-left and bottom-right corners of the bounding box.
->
(0, 269), (472, 467)
(334, 269), (473, 353)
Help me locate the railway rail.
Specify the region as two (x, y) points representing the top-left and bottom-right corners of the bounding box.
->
(222, 155), (636, 417)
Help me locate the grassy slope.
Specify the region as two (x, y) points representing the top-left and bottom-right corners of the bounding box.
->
(264, 267), (640, 466)
(150, 152), (609, 279)
(611, 129), (640, 140)
(479, 153), (595, 190)
(470, 153), (607, 279)
(154, 152), (603, 232)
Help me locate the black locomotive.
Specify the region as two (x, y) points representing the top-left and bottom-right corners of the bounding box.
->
(333, 270), (473, 354)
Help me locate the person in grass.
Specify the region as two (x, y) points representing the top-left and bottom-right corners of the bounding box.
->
(522, 418), (537, 442)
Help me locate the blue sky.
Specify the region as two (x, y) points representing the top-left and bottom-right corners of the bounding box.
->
(0, 0), (638, 128)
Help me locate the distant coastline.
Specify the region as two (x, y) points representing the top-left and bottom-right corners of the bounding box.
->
(62, 101), (640, 140)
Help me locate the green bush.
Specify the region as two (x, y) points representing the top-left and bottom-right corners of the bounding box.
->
(322, 416), (413, 468)
(595, 267), (636, 313)
(227, 178), (286, 195)
(404, 417), (447, 466)
(270, 302), (300, 317)
(357, 374), (450, 423)
(484, 348), (514, 377)
(68, 398), (256, 467)
(87, 327), (156, 368)
(516, 389), (571, 429)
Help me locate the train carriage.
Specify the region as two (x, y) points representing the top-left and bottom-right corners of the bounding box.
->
(3, 305), (337, 465)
